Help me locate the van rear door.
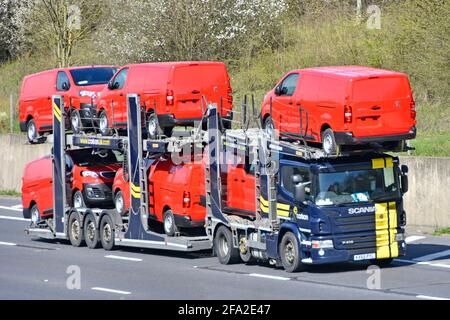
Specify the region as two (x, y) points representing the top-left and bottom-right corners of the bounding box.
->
(172, 64), (228, 120)
(350, 76), (413, 137)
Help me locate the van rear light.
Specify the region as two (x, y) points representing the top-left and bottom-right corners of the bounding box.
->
(166, 90), (174, 106)
(183, 191), (191, 208)
(410, 99), (416, 120)
(227, 86), (233, 105)
(344, 105), (352, 123)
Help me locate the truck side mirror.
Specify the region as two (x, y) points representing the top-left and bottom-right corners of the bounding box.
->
(401, 165), (409, 193)
(292, 174), (306, 203)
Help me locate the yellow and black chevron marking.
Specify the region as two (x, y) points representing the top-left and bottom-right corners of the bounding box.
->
(260, 196), (290, 218)
(53, 102), (62, 123)
(130, 183), (141, 199)
(375, 201), (399, 259)
(372, 157), (393, 169)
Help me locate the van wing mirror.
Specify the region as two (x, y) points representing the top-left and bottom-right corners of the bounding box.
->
(274, 86), (281, 96)
(62, 82), (70, 91)
(108, 80), (116, 90)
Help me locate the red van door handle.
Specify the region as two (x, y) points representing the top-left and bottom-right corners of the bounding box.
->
(371, 106), (381, 110)
(289, 102), (293, 105)
(191, 90), (200, 94)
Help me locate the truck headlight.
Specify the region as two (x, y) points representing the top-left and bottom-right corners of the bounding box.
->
(312, 240), (334, 249)
(395, 233), (405, 242)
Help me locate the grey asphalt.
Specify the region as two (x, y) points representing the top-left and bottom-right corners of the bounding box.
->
(1, 197), (450, 300)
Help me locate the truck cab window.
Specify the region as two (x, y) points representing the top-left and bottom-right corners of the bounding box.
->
(281, 166), (311, 197)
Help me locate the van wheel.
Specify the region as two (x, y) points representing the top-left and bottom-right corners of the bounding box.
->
(146, 113), (163, 139)
(100, 214), (115, 250)
(263, 116), (275, 137)
(27, 119), (38, 144)
(322, 128), (338, 156)
(73, 190), (86, 209)
(99, 110), (111, 136)
(280, 232), (306, 273)
(84, 214), (100, 249)
(214, 225), (240, 265)
(163, 210), (178, 236)
(30, 204), (40, 225)
(114, 191), (126, 216)
(68, 212), (84, 247)
(70, 109), (83, 134)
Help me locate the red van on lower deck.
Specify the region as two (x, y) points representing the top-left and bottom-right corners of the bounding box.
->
(19, 66), (117, 143)
(261, 66), (417, 154)
(22, 148), (121, 223)
(113, 159), (255, 236)
(96, 61), (233, 138)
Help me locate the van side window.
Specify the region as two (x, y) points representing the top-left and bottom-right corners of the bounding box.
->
(281, 166), (311, 198)
(56, 72), (70, 91)
(112, 68), (128, 90)
(279, 73), (299, 96)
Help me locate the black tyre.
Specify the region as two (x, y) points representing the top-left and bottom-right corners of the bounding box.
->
(263, 116), (275, 137)
(84, 214), (100, 249)
(30, 204), (40, 225)
(279, 232), (306, 273)
(98, 110), (111, 136)
(321, 128), (338, 155)
(214, 225), (240, 265)
(239, 248), (253, 264)
(100, 214), (115, 250)
(70, 109), (83, 134)
(163, 210), (178, 236)
(146, 112), (163, 139)
(73, 190), (86, 209)
(370, 258), (394, 267)
(26, 119), (38, 144)
(114, 190), (126, 216)
(68, 212), (84, 247)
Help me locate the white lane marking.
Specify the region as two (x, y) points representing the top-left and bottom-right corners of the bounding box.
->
(249, 273), (291, 281)
(105, 255), (143, 262)
(0, 215), (30, 221)
(417, 295), (450, 301)
(414, 249), (450, 262)
(0, 206), (22, 212)
(11, 205), (23, 209)
(405, 236), (426, 244)
(394, 259), (450, 269)
(0, 241), (17, 246)
(91, 287), (131, 295)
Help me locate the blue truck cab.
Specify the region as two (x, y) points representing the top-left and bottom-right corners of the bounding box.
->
(262, 153), (409, 272)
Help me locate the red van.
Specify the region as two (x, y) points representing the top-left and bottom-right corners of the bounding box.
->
(22, 148), (121, 223)
(96, 62), (233, 138)
(113, 159), (256, 236)
(19, 66), (117, 143)
(261, 66), (417, 154)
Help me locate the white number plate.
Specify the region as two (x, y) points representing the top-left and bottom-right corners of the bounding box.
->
(353, 253), (376, 261)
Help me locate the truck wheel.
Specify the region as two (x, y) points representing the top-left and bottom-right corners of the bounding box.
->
(68, 212), (84, 247)
(370, 258), (394, 267)
(27, 119), (38, 144)
(100, 214), (115, 250)
(163, 210), (178, 236)
(263, 116), (275, 137)
(73, 190), (86, 209)
(30, 204), (40, 225)
(114, 191), (126, 216)
(214, 225), (240, 265)
(84, 214), (100, 249)
(280, 232), (306, 273)
(146, 113), (163, 139)
(99, 110), (111, 136)
(321, 128), (338, 156)
(70, 109), (83, 134)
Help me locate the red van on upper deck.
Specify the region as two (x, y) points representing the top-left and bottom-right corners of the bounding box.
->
(19, 66), (117, 143)
(261, 66), (417, 154)
(96, 61), (233, 138)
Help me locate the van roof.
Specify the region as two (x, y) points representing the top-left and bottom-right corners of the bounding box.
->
(124, 61), (226, 70)
(300, 66), (406, 80)
(24, 65), (117, 79)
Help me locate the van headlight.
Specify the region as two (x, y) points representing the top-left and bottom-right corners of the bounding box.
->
(312, 240), (334, 249)
(81, 171), (99, 178)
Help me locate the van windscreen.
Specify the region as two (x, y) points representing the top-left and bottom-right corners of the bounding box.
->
(352, 77), (409, 102)
(70, 67), (117, 86)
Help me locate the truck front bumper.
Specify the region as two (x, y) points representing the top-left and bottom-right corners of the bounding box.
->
(334, 126), (416, 145)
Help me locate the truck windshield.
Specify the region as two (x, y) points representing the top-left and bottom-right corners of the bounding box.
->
(315, 167), (400, 206)
(70, 67), (116, 86)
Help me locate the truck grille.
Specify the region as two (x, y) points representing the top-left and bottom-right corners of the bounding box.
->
(334, 233), (376, 250)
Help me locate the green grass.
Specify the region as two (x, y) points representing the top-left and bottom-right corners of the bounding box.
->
(433, 227), (450, 236)
(0, 189), (21, 197)
(410, 132), (450, 157)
